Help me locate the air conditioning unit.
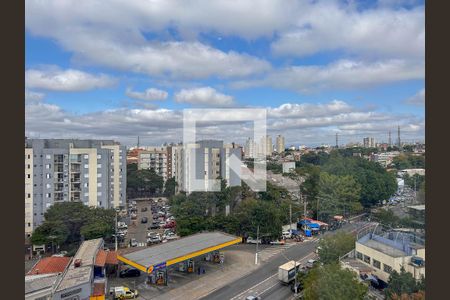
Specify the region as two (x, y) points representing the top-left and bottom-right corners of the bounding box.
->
(74, 258), (82, 268)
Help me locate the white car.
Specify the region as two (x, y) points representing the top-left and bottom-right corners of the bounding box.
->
(282, 231), (292, 239)
(164, 234), (179, 241)
(270, 239), (286, 245)
(247, 237), (262, 244)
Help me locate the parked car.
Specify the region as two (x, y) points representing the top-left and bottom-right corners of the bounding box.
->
(141, 217), (148, 223)
(110, 286), (139, 299)
(163, 234), (179, 241)
(148, 223), (159, 230)
(247, 237), (262, 244)
(305, 259), (318, 269)
(163, 221), (176, 229)
(130, 238), (138, 247)
(141, 207), (148, 212)
(119, 268), (141, 278)
(270, 239), (286, 245)
(245, 296), (260, 300)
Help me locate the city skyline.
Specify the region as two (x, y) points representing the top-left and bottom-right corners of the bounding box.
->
(25, 0), (424, 146)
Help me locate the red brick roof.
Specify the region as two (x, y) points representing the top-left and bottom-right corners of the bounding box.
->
(28, 257), (71, 275)
(105, 251), (118, 265)
(95, 250), (107, 267)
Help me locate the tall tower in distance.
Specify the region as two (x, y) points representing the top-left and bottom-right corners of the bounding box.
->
(335, 133), (339, 148)
(388, 130), (392, 147)
(397, 126), (401, 149)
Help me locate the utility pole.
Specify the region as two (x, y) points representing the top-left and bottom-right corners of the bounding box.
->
(255, 225), (260, 265)
(115, 209), (118, 251)
(289, 204), (292, 235)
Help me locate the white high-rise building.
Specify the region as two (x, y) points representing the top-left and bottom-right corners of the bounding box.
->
(244, 137), (257, 158)
(276, 135), (285, 153)
(260, 135), (273, 156)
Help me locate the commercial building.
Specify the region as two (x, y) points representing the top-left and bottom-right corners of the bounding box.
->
(350, 232), (425, 283)
(282, 161), (296, 173)
(276, 135), (285, 153)
(244, 137), (257, 158)
(25, 139), (126, 238)
(260, 135), (273, 156)
(183, 140), (241, 192)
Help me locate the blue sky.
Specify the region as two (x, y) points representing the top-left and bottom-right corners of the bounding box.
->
(25, 0), (424, 147)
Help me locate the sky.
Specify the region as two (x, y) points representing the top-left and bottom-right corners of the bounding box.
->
(25, 0), (425, 147)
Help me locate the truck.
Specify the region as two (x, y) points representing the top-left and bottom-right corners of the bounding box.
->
(278, 260), (301, 284)
(109, 286), (139, 299)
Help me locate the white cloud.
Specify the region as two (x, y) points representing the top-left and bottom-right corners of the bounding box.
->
(25, 67), (117, 92)
(126, 87), (168, 101)
(404, 88), (425, 106)
(175, 87), (234, 106)
(233, 59), (424, 93)
(25, 99), (424, 146)
(271, 2), (424, 59)
(25, 90), (45, 102)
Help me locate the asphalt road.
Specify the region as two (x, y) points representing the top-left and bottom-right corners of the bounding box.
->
(202, 221), (369, 300)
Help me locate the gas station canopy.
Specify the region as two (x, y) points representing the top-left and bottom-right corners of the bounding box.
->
(117, 232), (241, 273)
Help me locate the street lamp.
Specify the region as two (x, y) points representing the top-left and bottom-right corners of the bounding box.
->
(115, 207), (120, 251)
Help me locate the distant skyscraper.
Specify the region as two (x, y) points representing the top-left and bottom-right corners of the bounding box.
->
(388, 131), (392, 147)
(398, 126), (401, 149)
(260, 135), (273, 156)
(276, 135), (285, 153)
(363, 137), (376, 148)
(244, 137), (257, 158)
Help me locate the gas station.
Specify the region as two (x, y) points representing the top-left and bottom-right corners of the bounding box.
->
(117, 232), (241, 286)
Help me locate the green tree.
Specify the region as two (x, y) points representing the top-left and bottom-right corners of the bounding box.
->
(31, 220), (69, 246)
(385, 267), (425, 299)
(164, 177), (177, 197)
(317, 172), (362, 220)
(303, 263), (368, 300)
(318, 231), (356, 264)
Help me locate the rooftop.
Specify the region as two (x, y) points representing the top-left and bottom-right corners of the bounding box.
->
(358, 239), (407, 258)
(28, 256), (71, 275)
(25, 273), (60, 295)
(119, 232), (240, 270)
(408, 205), (425, 211)
(55, 238), (103, 292)
(341, 258), (374, 274)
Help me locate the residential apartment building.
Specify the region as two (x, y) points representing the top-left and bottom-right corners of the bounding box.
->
(363, 137), (376, 148)
(25, 139), (126, 238)
(244, 137), (257, 159)
(353, 232), (425, 283)
(276, 135), (285, 153)
(138, 146), (169, 182)
(183, 140), (241, 192)
(259, 135), (273, 156)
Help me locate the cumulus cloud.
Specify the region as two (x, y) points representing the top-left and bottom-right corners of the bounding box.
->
(25, 99), (424, 146)
(404, 88), (425, 106)
(175, 87), (234, 107)
(125, 87), (168, 101)
(233, 59), (424, 93)
(271, 2), (424, 60)
(25, 89), (45, 103)
(25, 67), (117, 92)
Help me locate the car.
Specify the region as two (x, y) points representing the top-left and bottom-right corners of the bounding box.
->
(245, 296), (260, 300)
(130, 238), (138, 247)
(141, 217), (148, 223)
(141, 207), (148, 212)
(282, 231), (292, 239)
(110, 286), (139, 299)
(269, 239), (286, 245)
(163, 221), (176, 229)
(163, 234), (179, 241)
(119, 268), (141, 278)
(306, 259), (318, 268)
(148, 223), (159, 230)
(247, 237), (261, 244)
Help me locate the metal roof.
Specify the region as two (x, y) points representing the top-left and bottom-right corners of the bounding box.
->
(119, 232), (240, 271)
(25, 273), (60, 295)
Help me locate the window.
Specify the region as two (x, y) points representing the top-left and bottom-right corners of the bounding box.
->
(356, 251), (363, 260)
(28, 223), (31, 227)
(383, 264), (393, 274)
(363, 255), (371, 264)
(27, 193), (31, 198)
(45, 164), (51, 169)
(27, 174), (31, 179)
(84, 174), (89, 178)
(97, 173), (102, 178)
(46, 183), (51, 189)
(27, 164), (30, 169)
(84, 183), (88, 188)
(46, 193), (51, 198)
(97, 164), (102, 168)
(46, 173), (51, 179)
(97, 154), (102, 159)
(97, 182), (102, 187)
(84, 192), (89, 197)
(84, 164), (89, 169)
(97, 192), (102, 196)
(27, 154), (30, 159)
(46, 154), (51, 159)
(373, 259), (381, 269)
(84, 154), (89, 159)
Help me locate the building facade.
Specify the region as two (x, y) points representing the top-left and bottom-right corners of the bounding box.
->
(25, 139), (126, 238)
(183, 140), (241, 192)
(363, 137), (376, 148)
(138, 146), (169, 182)
(244, 137), (257, 159)
(276, 135), (285, 153)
